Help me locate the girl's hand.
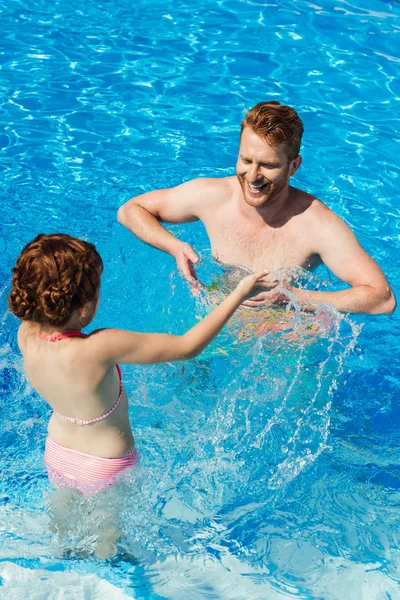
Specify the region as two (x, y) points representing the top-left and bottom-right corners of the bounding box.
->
(235, 269), (279, 300)
(96, 272), (280, 367)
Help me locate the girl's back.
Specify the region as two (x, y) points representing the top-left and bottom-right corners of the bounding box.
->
(18, 321), (134, 458)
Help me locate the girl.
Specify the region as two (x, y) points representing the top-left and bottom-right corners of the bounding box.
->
(8, 233), (271, 495)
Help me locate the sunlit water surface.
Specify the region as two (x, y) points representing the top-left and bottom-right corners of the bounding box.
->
(1, 0), (400, 598)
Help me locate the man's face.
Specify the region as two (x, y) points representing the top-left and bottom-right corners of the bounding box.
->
(236, 126), (298, 208)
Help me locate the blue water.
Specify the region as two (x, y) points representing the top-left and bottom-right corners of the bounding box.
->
(1, 0), (400, 598)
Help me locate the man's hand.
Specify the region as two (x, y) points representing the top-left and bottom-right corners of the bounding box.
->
(237, 273), (281, 302)
(174, 243), (200, 283)
(242, 284), (291, 308)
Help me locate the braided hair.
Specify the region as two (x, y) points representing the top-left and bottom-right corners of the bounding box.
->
(8, 234), (103, 325)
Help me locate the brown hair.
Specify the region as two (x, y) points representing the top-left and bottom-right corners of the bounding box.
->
(241, 101), (304, 160)
(8, 233), (103, 326)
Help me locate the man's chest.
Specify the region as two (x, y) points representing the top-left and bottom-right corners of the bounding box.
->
(203, 218), (316, 272)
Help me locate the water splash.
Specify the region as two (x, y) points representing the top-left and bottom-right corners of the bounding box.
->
(172, 258), (362, 493)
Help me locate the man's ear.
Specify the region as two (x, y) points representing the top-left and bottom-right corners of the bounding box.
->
(290, 155), (302, 176)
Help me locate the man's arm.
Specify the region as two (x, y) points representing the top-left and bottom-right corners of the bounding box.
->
(292, 206), (396, 315)
(117, 179), (211, 281)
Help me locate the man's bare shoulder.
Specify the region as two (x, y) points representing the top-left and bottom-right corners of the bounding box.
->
(309, 197), (346, 230)
(293, 189), (354, 247)
(292, 188), (340, 225)
(178, 175), (236, 201)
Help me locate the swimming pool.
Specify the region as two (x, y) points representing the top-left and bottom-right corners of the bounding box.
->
(1, 0), (399, 597)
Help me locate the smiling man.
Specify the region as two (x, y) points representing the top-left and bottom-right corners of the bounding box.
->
(117, 101), (395, 315)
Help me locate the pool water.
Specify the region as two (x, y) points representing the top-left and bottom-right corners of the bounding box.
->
(1, 0), (400, 598)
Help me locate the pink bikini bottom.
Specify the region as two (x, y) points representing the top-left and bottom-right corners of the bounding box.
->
(44, 436), (138, 495)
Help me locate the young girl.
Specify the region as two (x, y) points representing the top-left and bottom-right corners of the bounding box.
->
(9, 233), (270, 495)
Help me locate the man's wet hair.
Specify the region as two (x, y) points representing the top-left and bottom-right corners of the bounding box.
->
(241, 101), (304, 161)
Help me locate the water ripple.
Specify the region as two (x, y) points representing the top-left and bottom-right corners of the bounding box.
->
(1, 0), (400, 597)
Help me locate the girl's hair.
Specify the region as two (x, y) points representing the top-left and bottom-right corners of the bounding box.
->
(241, 101), (304, 161)
(8, 234), (103, 326)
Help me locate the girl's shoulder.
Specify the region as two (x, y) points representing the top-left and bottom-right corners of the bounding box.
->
(17, 321), (34, 352)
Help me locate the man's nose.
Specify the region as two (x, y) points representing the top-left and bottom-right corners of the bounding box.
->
(248, 163), (260, 181)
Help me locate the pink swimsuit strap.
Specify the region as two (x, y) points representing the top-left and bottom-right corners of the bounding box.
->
(38, 331), (88, 342)
(38, 330), (123, 426)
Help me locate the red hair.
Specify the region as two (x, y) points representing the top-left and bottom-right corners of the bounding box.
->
(241, 101), (304, 160)
(8, 233), (103, 325)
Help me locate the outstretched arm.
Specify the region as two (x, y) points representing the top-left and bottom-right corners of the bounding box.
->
(117, 179), (211, 281)
(93, 270), (274, 365)
(292, 208), (396, 315)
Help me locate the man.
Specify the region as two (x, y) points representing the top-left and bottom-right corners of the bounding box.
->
(118, 101), (395, 315)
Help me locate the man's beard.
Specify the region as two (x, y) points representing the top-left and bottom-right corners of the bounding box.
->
(239, 168), (291, 208)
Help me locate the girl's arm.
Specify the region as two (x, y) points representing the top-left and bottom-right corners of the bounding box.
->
(95, 270), (272, 365)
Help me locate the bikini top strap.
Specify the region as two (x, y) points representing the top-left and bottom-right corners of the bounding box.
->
(53, 364), (123, 426)
(116, 364), (122, 380)
(38, 331), (88, 342)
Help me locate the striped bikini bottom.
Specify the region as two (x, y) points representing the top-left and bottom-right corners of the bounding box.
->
(44, 437), (138, 495)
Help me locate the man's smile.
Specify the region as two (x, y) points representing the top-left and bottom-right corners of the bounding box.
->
(247, 181), (270, 195)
